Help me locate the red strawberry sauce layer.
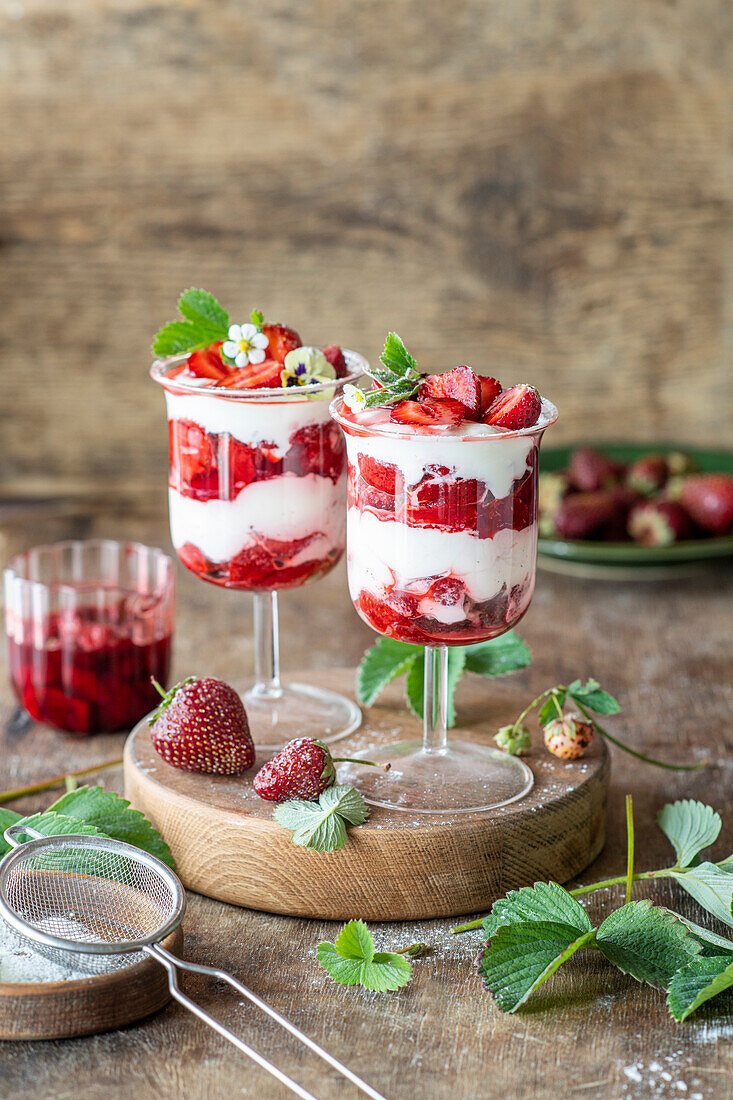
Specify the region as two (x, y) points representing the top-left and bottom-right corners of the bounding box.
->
(7, 607), (171, 734)
(167, 416), (345, 591)
(345, 447), (539, 646)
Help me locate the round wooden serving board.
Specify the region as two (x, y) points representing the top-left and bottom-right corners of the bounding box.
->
(124, 670), (609, 921)
(0, 927), (182, 1040)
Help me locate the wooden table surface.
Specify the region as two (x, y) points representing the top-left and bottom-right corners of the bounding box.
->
(1, 506), (731, 1100)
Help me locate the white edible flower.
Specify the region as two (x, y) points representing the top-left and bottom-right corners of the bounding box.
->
(343, 384), (366, 412)
(281, 346), (336, 387)
(222, 323), (269, 368)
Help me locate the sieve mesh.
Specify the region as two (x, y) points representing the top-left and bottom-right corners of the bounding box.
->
(0, 834), (184, 975)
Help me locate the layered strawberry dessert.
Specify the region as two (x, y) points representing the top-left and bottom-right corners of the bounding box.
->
(152, 296), (365, 590)
(331, 338), (557, 645)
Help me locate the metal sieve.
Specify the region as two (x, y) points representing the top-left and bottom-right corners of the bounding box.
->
(1, 825), (387, 1100)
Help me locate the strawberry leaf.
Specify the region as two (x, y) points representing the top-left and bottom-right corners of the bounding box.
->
(463, 632), (531, 677)
(566, 679), (620, 716)
(478, 922), (596, 1012)
(658, 800), (722, 869)
(595, 901), (700, 986)
(482, 881), (593, 939)
(670, 863), (733, 929)
(0, 808), (22, 855)
(177, 288), (229, 333)
(48, 786), (174, 868)
(667, 955), (733, 1021)
(356, 638), (419, 707)
(273, 785), (369, 853)
(152, 288), (229, 356)
(669, 913), (733, 955)
(317, 920), (412, 992)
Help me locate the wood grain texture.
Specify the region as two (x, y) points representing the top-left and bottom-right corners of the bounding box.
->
(123, 676), (608, 920)
(0, 928), (183, 1041)
(1, 0), (733, 500)
(0, 505), (731, 1098)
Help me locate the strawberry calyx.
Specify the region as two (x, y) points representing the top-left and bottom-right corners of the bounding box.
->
(150, 676), (196, 723)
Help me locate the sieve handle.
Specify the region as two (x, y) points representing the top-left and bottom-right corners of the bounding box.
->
(145, 943), (320, 1100)
(3, 824), (45, 848)
(148, 943), (390, 1100)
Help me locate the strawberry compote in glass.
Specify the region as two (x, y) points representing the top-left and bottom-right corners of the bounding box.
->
(4, 540), (174, 734)
(331, 351), (557, 813)
(152, 325), (368, 748)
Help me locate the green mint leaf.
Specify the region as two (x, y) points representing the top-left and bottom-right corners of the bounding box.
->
(363, 378), (420, 408)
(482, 881), (593, 939)
(152, 320), (223, 357)
(273, 785), (369, 852)
(379, 332), (419, 380)
(667, 955), (733, 1021)
(670, 863), (733, 929)
(356, 637), (420, 707)
(250, 308), (264, 326)
(317, 920), (412, 992)
(669, 913), (733, 955)
(566, 680), (620, 716)
(177, 288), (229, 333)
(48, 786), (174, 868)
(404, 648), (467, 728)
(658, 800), (722, 868)
(478, 921), (596, 1012)
(463, 633), (531, 677)
(595, 901), (700, 986)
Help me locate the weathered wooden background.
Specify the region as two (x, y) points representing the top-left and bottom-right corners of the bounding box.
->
(1, 0), (732, 498)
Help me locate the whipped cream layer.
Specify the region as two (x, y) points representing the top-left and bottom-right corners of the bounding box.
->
(169, 473), (346, 563)
(345, 423), (534, 498)
(165, 389), (334, 456)
(346, 507), (536, 609)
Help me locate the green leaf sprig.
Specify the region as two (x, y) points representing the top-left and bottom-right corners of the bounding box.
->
(317, 920), (412, 991)
(273, 785), (369, 853)
(153, 288), (230, 357)
(454, 797), (733, 1021)
(361, 333), (422, 408)
(0, 785), (174, 867)
(357, 633), (531, 727)
(495, 678), (703, 771)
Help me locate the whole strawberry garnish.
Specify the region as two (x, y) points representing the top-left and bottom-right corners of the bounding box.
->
(483, 384), (542, 429)
(418, 365), (482, 420)
(543, 712), (594, 760)
(674, 473), (733, 535)
(628, 499), (692, 546)
(253, 737), (390, 802)
(262, 322), (302, 364)
(150, 677), (254, 775)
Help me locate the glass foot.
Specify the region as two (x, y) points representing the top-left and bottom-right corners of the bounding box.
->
(243, 682), (362, 750)
(336, 739), (534, 814)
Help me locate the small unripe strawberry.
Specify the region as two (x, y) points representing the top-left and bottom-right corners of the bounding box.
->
(494, 723), (531, 756)
(543, 712), (594, 760)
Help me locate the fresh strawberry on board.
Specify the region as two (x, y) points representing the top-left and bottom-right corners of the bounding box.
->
(150, 677), (255, 775)
(479, 376), (502, 414)
(483, 384), (542, 430)
(418, 366), (482, 420)
(262, 323), (302, 364)
(390, 398), (465, 429)
(674, 473), (733, 535)
(320, 344), (348, 377)
(253, 737), (389, 802)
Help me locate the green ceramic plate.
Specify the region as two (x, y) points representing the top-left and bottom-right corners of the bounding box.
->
(538, 443), (733, 577)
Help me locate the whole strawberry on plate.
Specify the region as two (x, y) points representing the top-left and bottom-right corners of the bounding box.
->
(150, 676), (255, 775)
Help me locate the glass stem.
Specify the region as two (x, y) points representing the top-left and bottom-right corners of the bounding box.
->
(423, 645), (448, 756)
(252, 591), (282, 700)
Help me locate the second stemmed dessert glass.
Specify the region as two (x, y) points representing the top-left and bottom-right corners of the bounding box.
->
(330, 394), (557, 813)
(152, 352), (368, 748)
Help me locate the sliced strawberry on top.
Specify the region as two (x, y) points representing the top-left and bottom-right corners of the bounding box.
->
(186, 343), (228, 381)
(418, 366), (482, 420)
(390, 398), (465, 430)
(479, 376), (502, 414)
(220, 358), (283, 389)
(262, 323), (302, 364)
(484, 384), (542, 430)
(320, 344), (348, 377)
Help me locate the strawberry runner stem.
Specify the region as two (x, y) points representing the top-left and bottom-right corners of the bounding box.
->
(625, 794), (635, 904)
(0, 758), (124, 805)
(333, 758), (391, 771)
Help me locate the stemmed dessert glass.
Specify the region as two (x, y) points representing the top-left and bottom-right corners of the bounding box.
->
(152, 352), (368, 748)
(330, 395), (557, 813)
